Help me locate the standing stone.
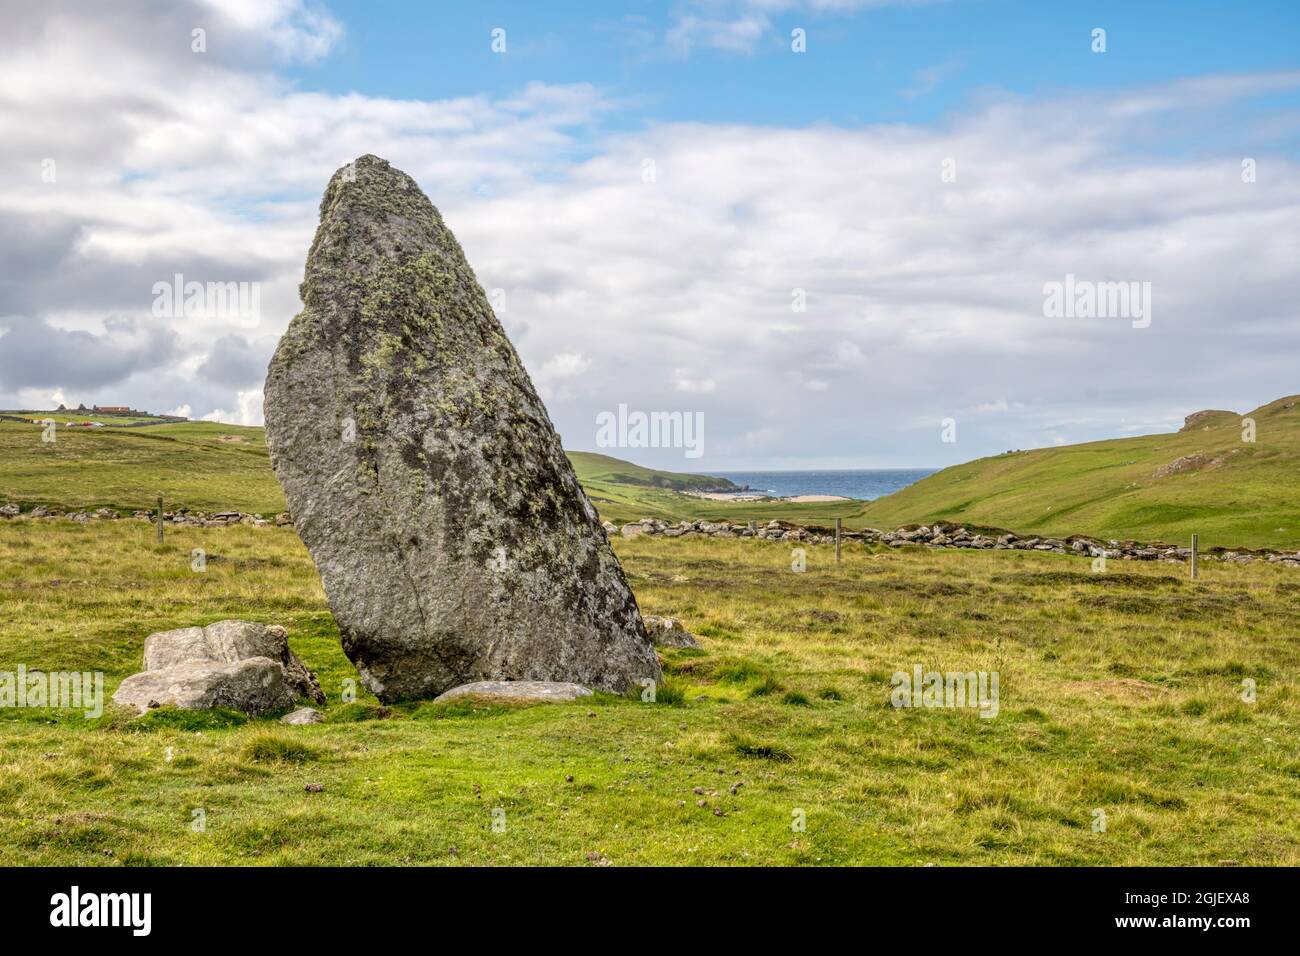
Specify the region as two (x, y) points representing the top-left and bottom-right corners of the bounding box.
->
(264, 155), (661, 702)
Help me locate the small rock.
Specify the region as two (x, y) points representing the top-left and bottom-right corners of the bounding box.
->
(643, 615), (701, 649)
(281, 707), (324, 725)
(304, 783), (324, 793)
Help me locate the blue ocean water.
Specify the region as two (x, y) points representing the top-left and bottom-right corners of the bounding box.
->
(712, 469), (936, 501)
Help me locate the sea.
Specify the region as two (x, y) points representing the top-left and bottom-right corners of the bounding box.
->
(711, 469), (936, 501)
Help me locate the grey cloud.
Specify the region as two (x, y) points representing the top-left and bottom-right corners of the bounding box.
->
(0, 208), (284, 319)
(0, 315), (178, 391)
(197, 334), (274, 388)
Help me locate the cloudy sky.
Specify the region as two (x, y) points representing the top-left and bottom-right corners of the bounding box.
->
(1, 0), (1298, 470)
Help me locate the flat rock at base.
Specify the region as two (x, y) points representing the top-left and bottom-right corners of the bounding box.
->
(643, 615), (700, 649)
(281, 706), (325, 725)
(433, 680), (594, 704)
(263, 155), (660, 703)
(113, 659), (295, 717)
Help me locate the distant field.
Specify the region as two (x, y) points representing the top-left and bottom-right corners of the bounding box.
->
(0, 415), (859, 525)
(858, 396), (1300, 550)
(1, 522), (1297, 865)
(0, 418), (284, 515)
(8, 398), (1300, 548)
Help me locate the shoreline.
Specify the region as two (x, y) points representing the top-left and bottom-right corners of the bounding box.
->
(683, 491), (853, 503)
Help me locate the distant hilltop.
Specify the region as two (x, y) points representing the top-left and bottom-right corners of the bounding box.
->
(0, 407), (189, 428)
(858, 394), (1300, 550)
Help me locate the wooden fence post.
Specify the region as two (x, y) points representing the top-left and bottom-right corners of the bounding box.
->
(1190, 533), (1198, 581)
(835, 517), (842, 563)
(156, 494), (164, 544)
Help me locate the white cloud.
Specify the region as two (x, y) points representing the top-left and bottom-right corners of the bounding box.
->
(665, 0), (948, 55)
(1, 2), (1297, 469)
(667, 13), (771, 55)
(196, 0), (342, 61)
(672, 370), (718, 394)
(538, 352), (592, 379)
(200, 389), (263, 427)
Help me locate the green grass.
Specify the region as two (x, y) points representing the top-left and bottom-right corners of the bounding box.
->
(856, 395), (1300, 550)
(0, 418), (282, 515)
(2, 520), (1298, 865)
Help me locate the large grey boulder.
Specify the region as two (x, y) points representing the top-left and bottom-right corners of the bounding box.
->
(263, 155), (661, 703)
(112, 620), (324, 716)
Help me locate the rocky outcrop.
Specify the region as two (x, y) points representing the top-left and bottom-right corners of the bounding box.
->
(113, 620), (323, 716)
(1180, 409), (1234, 432)
(1153, 453), (1225, 478)
(262, 155), (660, 702)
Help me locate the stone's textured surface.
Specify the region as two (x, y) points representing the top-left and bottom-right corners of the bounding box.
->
(433, 680), (594, 704)
(142, 620), (324, 704)
(281, 706), (325, 725)
(643, 615), (700, 649)
(113, 659), (295, 716)
(264, 155), (660, 702)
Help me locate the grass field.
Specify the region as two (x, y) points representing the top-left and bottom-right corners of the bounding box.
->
(859, 396), (1300, 550)
(2, 519), (1297, 865)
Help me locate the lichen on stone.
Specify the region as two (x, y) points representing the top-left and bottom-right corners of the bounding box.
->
(264, 155), (660, 702)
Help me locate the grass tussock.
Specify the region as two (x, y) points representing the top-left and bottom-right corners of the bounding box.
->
(241, 733), (322, 764)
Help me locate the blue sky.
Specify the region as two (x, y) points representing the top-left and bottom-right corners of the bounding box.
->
(291, 0), (1300, 132)
(2, 0), (1299, 470)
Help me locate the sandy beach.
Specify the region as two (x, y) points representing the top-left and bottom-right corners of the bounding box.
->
(684, 491), (851, 503)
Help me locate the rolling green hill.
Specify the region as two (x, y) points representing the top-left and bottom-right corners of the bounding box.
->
(0, 414), (855, 524)
(856, 395), (1300, 550)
